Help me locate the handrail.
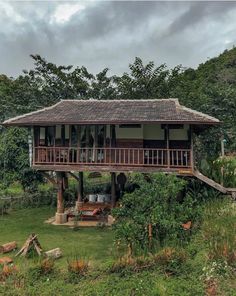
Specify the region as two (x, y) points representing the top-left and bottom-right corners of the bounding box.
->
(36, 146), (191, 152)
(33, 146), (192, 168)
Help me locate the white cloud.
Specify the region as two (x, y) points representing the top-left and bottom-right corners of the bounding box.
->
(0, 2), (25, 24)
(51, 3), (85, 24)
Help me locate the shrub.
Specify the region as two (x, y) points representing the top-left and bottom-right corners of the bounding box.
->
(18, 168), (44, 192)
(110, 255), (149, 275)
(200, 156), (236, 187)
(0, 198), (11, 214)
(12, 187), (57, 209)
(66, 253), (89, 283)
(67, 258), (88, 275)
(27, 258), (55, 283)
(0, 264), (18, 282)
(112, 173), (201, 255)
(154, 247), (187, 275)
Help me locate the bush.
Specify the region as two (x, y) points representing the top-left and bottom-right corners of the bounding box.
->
(110, 255), (151, 275)
(154, 247), (187, 275)
(0, 264), (18, 282)
(0, 198), (11, 214)
(7, 186), (57, 209)
(112, 173), (201, 255)
(67, 255), (89, 283)
(18, 168), (44, 192)
(200, 156), (236, 187)
(27, 258), (55, 283)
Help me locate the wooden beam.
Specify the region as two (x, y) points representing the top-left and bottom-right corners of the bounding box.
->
(68, 171), (80, 182)
(41, 171), (57, 186)
(33, 164), (193, 175)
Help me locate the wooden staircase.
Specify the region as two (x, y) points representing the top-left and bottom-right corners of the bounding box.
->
(193, 170), (236, 198)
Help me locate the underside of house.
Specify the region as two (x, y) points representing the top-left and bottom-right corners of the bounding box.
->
(4, 99), (235, 225)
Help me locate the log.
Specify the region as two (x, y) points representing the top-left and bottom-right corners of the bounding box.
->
(0, 257), (13, 265)
(0, 241), (17, 254)
(44, 248), (62, 259)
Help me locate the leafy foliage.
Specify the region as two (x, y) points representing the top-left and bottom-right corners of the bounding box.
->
(1, 48), (236, 187)
(112, 173), (202, 254)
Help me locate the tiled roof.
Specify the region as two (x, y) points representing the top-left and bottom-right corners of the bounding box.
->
(3, 99), (220, 126)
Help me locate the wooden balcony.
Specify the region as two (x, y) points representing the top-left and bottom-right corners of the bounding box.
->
(33, 147), (193, 174)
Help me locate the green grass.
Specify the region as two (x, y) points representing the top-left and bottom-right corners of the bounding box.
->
(0, 207), (114, 268)
(0, 199), (236, 296)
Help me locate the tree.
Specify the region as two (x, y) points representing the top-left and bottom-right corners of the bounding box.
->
(115, 57), (176, 99)
(112, 173), (198, 254)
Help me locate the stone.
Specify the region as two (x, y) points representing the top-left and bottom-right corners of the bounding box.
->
(55, 212), (67, 224)
(107, 215), (115, 226)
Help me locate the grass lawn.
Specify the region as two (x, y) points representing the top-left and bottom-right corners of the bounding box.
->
(0, 207), (114, 268)
(0, 201), (235, 296)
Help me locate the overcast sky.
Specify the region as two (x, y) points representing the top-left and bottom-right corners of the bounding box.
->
(0, 1), (236, 77)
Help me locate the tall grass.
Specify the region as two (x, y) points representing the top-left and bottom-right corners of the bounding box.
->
(201, 198), (236, 266)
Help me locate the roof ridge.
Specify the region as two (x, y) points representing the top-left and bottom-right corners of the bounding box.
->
(62, 98), (179, 102)
(3, 100), (62, 124)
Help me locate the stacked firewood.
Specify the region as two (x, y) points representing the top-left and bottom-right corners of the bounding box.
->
(0, 234), (62, 259)
(15, 233), (42, 257)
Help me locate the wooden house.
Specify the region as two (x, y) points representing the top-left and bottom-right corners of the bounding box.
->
(3, 99), (221, 223)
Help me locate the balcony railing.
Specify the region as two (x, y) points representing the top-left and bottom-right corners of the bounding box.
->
(33, 147), (193, 169)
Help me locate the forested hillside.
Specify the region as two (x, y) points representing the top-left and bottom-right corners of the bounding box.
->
(0, 48), (236, 185)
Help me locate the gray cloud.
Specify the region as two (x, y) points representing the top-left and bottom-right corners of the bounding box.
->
(0, 1), (236, 77)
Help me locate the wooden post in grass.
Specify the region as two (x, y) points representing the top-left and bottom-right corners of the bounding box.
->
(148, 223), (152, 249)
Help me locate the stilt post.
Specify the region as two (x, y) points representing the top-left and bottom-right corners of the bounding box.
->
(55, 172), (67, 224)
(77, 172), (84, 203)
(111, 172), (116, 207)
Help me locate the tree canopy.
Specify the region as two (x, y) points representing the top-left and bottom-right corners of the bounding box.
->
(0, 48), (236, 185)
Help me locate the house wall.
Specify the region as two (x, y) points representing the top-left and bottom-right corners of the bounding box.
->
(115, 125), (143, 139)
(143, 124), (165, 140)
(169, 124), (189, 140)
(34, 124), (191, 148)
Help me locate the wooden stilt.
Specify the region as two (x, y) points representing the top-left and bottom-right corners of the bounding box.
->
(55, 172), (67, 224)
(56, 172), (64, 214)
(111, 172), (116, 207)
(77, 172), (84, 203)
(63, 173), (69, 189)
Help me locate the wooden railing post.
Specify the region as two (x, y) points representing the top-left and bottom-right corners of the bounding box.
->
(166, 125), (170, 168)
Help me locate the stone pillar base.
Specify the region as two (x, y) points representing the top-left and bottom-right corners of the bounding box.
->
(75, 201), (84, 211)
(55, 212), (67, 224)
(107, 215), (115, 226)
